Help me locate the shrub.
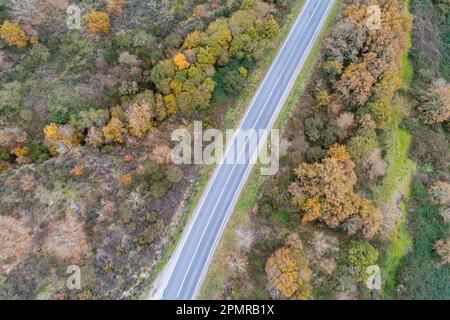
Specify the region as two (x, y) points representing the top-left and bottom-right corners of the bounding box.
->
(0, 81), (23, 114)
(87, 12), (110, 34)
(434, 238), (450, 265)
(429, 181), (450, 206)
(305, 146), (326, 163)
(304, 114), (325, 143)
(69, 108), (110, 132)
(107, 0), (125, 14)
(347, 241), (379, 281)
(101, 144), (114, 154)
(24, 43), (50, 69)
(25, 143), (50, 162)
(120, 174), (133, 188)
(167, 166), (184, 183)
(347, 128), (379, 166)
(362, 148), (387, 181)
(150, 144), (172, 165)
(0, 21), (29, 47)
(70, 164), (85, 177)
(149, 179), (172, 199)
(223, 69), (246, 95)
(418, 83), (450, 124)
(404, 118), (450, 172)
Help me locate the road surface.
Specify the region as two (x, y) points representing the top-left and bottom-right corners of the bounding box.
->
(151, 0), (335, 300)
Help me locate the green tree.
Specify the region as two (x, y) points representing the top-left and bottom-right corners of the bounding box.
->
(347, 241), (379, 281)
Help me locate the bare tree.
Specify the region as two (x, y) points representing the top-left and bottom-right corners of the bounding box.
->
(7, 0), (39, 21)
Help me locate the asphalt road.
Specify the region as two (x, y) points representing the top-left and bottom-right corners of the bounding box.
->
(152, 0), (335, 300)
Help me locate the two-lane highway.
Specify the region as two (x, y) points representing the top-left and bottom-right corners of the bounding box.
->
(151, 0), (335, 300)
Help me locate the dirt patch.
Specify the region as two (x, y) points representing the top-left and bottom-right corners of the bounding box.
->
(42, 214), (90, 265)
(0, 215), (34, 275)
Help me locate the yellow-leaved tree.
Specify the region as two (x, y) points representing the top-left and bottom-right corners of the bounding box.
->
(173, 53), (190, 70)
(102, 118), (126, 144)
(43, 124), (81, 155)
(0, 21), (29, 47)
(87, 12), (110, 34)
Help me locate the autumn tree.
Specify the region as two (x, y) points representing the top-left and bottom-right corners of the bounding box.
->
(183, 31), (202, 49)
(265, 246), (312, 299)
(321, 0), (412, 127)
(0, 20), (29, 47)
(196, 45), (221, 68)
(362, 148), (387, 181)
(43, 124), (81, 154)
(289, 145), (382, 239)
(126, 92), (154, 138)
(102, 117), (125, 144)
(87, 12), (110, 34)
(335, 112), (356, 138)
(300, 198), (321, 224)
(260, 18), (279, 39)
(154, 93), (167, 122)
(335, 62), (375, 108)
(173, 53), (190, 70)
(241, 0), (256, 10)
(204, 18), (232, 47)
(164, 94), (177, 115)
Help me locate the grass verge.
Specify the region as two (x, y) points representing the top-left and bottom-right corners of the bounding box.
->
(375, 2), (416, 299)
(400, 180), (450, 299)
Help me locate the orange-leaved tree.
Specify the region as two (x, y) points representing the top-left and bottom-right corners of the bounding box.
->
(173, 53), (190, 70)
(265, 246), (312, 299)
(289, 145), (382, 239)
